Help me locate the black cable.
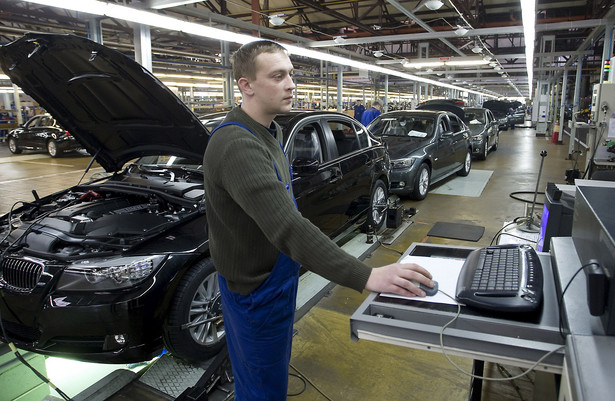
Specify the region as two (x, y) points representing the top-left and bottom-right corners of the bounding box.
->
(509, 191), (545, 206)
(489, 218), (526, 246)
(557, 262), (594, 339)
(0, 298), (73, 401)
(287, 372), (307, 396)
(374, 230), (404, 256)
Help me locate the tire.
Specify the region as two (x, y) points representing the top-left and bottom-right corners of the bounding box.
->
(479, 141), (489, 160)
(411, 163), (430, 200)
(163, 258), (225, 362)
(457, 150), (471, 177)
(366, 179), (388, 231)
(47, 140), (60, 157)
(7, 137), (22, 154)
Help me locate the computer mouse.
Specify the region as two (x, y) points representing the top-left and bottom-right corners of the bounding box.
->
(414, 280), (438, 296)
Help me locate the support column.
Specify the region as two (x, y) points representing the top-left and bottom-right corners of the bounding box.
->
(12, 84), (22, 125)
(221, 40), (233, 109)
(337, 64), (343, 112)
(87, 18), (103, 44)
(601, 22), (614, 84)
(133, 24), (152, 72)
(384, 74), (389, 112)
(558, 69), (568, 143)
(568, 58), (584, 157)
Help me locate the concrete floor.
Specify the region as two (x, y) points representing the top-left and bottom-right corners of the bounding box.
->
(0, 124), (584, 400)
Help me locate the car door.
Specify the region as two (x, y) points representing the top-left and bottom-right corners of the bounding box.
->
(286, 118), (346, 236)
(432, 115), (457, 179)
(20, 115), (42, 147)
(325, 117), (374, 227)
(448, 115), (470, 166)
(486, 109), (498, 147)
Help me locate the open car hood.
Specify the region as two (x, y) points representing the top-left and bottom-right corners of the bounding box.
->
(0, 33), (209, 172)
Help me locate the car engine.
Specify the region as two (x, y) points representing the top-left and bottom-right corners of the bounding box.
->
(1, 185), (202, 259)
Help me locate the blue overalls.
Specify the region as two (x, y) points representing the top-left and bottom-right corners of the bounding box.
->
(210, 122), (301, 400)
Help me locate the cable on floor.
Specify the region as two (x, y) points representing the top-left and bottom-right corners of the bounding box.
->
(287, 372), (307, 396)
(288, 362), (334, 401)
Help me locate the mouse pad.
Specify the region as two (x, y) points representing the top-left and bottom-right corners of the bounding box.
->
(427, 222), (485, 242)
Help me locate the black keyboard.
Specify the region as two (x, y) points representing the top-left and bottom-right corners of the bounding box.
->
(455, 244), (543, 313)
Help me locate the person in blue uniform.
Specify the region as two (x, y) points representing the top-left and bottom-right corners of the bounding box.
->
(361, 100), (382, 126)
(203, 40), (434, 401)
(354, 99), (365, 121)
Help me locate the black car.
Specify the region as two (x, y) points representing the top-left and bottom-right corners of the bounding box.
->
(0, 33), (389, 364)
(463, 107), (499, 160)
(367, 110), (472, 200)
(483, 100), (512, 131)
(7, 113), (82, 157)
(415, 102), (498, 160)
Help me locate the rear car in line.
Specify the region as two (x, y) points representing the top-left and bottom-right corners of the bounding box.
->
(367, 109), (472, 200)
(7, 113), (82, 157)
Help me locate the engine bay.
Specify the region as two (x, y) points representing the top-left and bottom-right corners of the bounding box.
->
(1, 182), (202, 259)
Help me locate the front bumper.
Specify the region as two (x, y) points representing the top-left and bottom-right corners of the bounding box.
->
(0, 274), (168, 363)
(388, 167), (417, 195)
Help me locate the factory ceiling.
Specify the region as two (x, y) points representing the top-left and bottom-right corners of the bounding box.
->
(0, 0), (613, 98)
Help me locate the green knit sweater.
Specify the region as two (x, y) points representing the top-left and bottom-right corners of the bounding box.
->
(203, 107), (372, 295)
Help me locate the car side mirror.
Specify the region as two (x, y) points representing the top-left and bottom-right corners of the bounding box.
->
(439, 130), (453, 139)
(292, 158), (320, 176)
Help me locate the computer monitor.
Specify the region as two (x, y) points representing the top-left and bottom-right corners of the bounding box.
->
(537, 182), (574, 252)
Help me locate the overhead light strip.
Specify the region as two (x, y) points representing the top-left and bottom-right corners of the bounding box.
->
(521, 0), (536, 96)
(21, 0), (498, 98)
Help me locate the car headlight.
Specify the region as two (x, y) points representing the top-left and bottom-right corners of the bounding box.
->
(472, 134), (483, 141)
(57, 255), (165, 291)
(391, 158), (415, 168)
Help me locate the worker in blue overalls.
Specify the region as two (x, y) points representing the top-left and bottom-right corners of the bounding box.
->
(202, 40), (434, 400)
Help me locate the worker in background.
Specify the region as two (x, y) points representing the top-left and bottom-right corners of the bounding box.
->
(202, 40), (434, 401)
(353, 99), (365, 122)
(361, 100), (382, 126)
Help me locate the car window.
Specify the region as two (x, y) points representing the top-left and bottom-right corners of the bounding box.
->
(449, 115), (463, 133)
(329, 120), (359, 157)
(353, 123), (370, 149)
(438, 117), (450, 134)
(39, 116), (54, 127)
(24, 116), (40, 129)
(465, 111), (485, 125)
(289, 123), (323, 163)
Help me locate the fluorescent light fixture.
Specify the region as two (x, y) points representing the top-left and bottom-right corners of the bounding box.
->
(269, 14), (285, 26)
(446, 58), (489, 67)
(454, 26), (468, 36)
(149, 0), (198, 9)
(403, 61), (445, 69)
(521, 0), (536, 96)
(21, 0), (499, 98)
(424, 0), (444, 10)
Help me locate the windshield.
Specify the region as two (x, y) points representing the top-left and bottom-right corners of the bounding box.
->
(138, 155), (202, 170)
(369, 116), (435, 138)
(464, 111), (486, 125)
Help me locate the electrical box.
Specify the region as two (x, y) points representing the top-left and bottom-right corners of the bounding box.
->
(590, 83), (615, 124)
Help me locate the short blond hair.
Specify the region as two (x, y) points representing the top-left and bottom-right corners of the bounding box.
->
(231, 40), (288, 83)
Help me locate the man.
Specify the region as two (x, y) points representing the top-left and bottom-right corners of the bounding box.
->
(361, 100), (382, 126)
(203, 40), (433, 401)
(354, 99), (365, 122)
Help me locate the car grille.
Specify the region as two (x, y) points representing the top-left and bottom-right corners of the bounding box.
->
(0, 257), (43, 291)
